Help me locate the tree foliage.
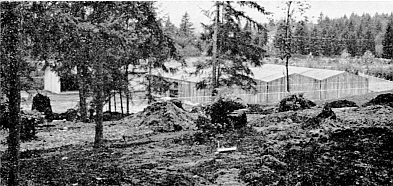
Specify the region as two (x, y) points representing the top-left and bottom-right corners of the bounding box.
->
(382, 20), (393, 59)
(179, 12), (194, 37)
(271, 12), (393, 57)
(196, 1), (269, 92)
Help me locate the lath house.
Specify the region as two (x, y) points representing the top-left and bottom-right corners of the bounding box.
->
(42, 59), (369, 104)
(157, 64), (369, 104)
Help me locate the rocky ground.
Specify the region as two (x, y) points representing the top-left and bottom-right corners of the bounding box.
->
(1, 91), (393, 185)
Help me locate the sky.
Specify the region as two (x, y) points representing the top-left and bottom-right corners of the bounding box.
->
(156, 1), (393, 33)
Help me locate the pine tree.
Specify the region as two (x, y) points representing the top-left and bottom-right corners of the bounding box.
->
(179, 12), (194, 37)
(292, 21), (309, 55)
(196, 1), (269, 93)
(309, 27), (320, 56)
(162, 16), (177, 36)
(275, 1), (309, 92)
(382, 20), (393, 60)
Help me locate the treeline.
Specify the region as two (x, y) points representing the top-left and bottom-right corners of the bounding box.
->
(273, 12), (393, 58)
(161, 12), (204, 57)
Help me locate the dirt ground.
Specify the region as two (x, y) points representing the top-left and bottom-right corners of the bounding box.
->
(1, 92), (393, 185)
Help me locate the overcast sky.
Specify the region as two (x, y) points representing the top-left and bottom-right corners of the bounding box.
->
(156, 1), (393, 33)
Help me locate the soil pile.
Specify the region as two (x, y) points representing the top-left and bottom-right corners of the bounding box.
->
(303, 104), (336, 129)
(249, 109), (318, 127)
(326, 100), (358, 108)
(126, 100), (195, 132)
(362, 93), (393, 107)
(247, 104), (276, 114)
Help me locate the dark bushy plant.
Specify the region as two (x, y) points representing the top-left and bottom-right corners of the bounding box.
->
(32, 93), (53, 121)
(1, 109), (44, 141)
(326, 100), (358, 108)
(278, 93), (316, 112)
(366, 66), (393, 81)
(210, 97), (245, 123)
(195, 97), (247, 141)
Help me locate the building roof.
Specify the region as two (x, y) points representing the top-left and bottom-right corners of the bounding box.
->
(154, 63), (349, 83)
(250, 64), (345, 81)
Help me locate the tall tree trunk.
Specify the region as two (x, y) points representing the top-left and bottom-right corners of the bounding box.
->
(7, 61), (21, 186)
(125, 66), (129, 115)
(4, 3), (22, 185)
(285, 1), (292, 93)
(77, 63), (88, 122)
(108, 92), (111, 112)
(212, 2), (220, 96)
(119, 88), (123, 116)
(113, 91), (117, 112)
(147, 59), (153, 104)
(94, 58), (104, 148)
(286, 56), (290, 93)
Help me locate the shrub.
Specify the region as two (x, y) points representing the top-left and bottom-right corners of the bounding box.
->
(366, 66), (393, 81)
(326, 100), (358, 108)
(31, 93), (53, 121)
(103, 111), (124, 121)
(278, 93), (316, 112)
(194, 97), (247, 142)
(1, 109), (44, 141)
(209, 97), (247, 131)
(20, 110), (44, 141)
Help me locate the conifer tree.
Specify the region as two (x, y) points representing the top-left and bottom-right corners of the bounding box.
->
(179, 12), (194, 37)
(196, 2), (270, 93)
(382, 20), (393, 60)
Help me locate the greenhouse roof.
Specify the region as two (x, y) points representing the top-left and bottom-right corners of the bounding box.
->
(155, 63), (347, 83)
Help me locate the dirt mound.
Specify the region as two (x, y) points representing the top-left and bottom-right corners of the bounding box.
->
(247, 104), (276, 114)
(278, 94), (316, 112)
(303, 104), (336, 129)
(126, 100), (195, 132)
(362, 93), (393, 107)
(249, 109), (318, 127)
(326, 100), (358, 108)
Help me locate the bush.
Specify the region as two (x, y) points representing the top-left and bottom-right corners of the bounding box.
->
(20, 110), (44, 141)
(278, 93), (316, 112)
(366, 66), (393, 81)
(52, 108), (78, 121)
(194, 97), (247, 142)
(31, 93), (53, 121)
(103, 111), (125, 121)
(1, 109), (44, 141)
(209, 97), (247, 130)
(326, 100), (358, 108)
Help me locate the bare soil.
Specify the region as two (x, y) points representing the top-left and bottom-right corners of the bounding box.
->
(1, 94), (393, 185)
